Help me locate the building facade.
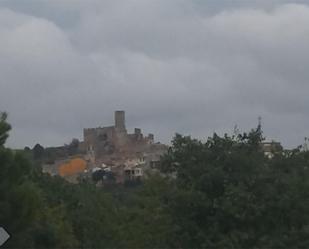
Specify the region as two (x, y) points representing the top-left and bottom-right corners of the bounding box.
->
(79, 111), (168, 180)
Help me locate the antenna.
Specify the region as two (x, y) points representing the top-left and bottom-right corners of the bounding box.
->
(258, 116), (262, 127)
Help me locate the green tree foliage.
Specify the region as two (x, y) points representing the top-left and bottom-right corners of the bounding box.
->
(32, 143), (45, 160)
(160, 126), (309, 248)
(115, 174), (175, 248)
(0, 112), (11, 146)
(2, 112), (309, 248)
(0, 114), (78, 248)
(66, 138), (80, 156)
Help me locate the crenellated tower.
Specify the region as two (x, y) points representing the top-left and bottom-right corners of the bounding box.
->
(114, 110), (126, 132)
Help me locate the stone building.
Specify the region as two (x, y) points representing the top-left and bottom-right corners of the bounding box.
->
(79, 111), (168, 178)
(261, 141), (283, 158)
(42, 111), (167, 183)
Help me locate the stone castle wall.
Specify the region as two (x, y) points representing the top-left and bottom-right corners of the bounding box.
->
(82, 111), (164, 166)
(43, 111), (168, 183)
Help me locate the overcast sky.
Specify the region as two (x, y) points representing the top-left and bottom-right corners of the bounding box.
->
(1, 0), (309, 149)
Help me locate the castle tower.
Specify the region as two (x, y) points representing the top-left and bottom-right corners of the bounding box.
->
(115, 110), (126, 131)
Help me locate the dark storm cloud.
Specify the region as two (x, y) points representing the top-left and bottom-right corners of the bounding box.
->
(0, 1), (309, 149)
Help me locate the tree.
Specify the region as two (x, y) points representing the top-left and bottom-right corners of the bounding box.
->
(92, 169), (105, 182)
(160, 126), (309, 248)
(32, 144), (44, 160)
(0, 114), (78, 248)
(2, 110), (309, 248)
(0, 112), (11, 146)
(67, 138), (79, 156)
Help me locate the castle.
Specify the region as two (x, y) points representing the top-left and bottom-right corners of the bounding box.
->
(43, 111), (168, 183)
(79, 111), (167, 171)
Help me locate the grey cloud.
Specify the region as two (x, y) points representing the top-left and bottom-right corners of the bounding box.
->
(0, 1), (309, 149)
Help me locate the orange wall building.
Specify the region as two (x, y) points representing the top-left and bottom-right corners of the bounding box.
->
(58, 158), (87, 177)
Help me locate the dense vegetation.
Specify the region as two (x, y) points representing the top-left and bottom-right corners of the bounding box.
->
(1, 112), (309, 248)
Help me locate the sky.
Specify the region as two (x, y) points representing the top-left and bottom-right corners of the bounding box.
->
(1, 0), (309, 149)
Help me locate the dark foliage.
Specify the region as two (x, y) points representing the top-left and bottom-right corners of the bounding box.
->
(1, 112), (309, 248)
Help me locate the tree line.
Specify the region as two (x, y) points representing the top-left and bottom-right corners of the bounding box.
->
(1, 112), (309, 248)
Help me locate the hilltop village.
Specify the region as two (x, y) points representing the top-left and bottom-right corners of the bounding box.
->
(37, 111), (284, 185)
(42, 111), (168, 183)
